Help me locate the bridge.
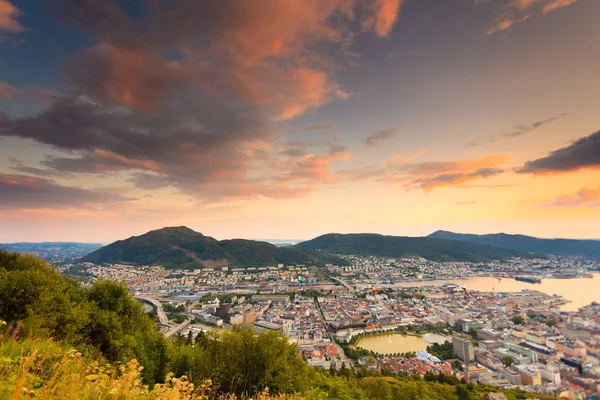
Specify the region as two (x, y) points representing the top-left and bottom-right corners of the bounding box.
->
(332, 277), (356, 293)
(165, 317), (193, 338)
(136, 296), (170, 326)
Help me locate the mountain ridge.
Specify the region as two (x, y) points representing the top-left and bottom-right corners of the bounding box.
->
(81, 226), (348, 269)
(295, 232), (533, 262)
(428, 230), (600, 259)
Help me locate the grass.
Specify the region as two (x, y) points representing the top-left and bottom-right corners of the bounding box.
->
(0, 335), (303, 400)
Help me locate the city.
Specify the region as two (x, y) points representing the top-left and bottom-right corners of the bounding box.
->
(64, 254), (600, 399)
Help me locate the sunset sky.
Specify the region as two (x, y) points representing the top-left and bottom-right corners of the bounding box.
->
(1, 0), (600, 243)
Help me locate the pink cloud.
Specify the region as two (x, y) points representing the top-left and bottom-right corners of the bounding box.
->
(544, 186), (600, 207)
(486, 0), (580, 35)
(0, 0), (26, 33)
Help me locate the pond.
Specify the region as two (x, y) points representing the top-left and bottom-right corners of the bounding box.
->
(356, 334), (429, 355)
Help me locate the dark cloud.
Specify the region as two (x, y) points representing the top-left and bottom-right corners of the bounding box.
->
(0, 173), (131, 210)
(364, 128), (397, 147)
(0, 0), (404, 203)
(500, 114), (566, 138)
(7, 156), (67, 178)
(517, 129), (600, 174)
(466, 113), (565, 147)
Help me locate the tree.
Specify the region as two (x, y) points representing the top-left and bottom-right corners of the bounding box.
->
(512, 315), (525, 325)
(456, 384), (472, 400)
(468, 328), (479, 339)
(0, 251), (169, 385)
(452, 360), (464, 372)
(502, 355), (515, 367)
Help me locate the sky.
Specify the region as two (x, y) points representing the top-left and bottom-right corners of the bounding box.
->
(1, 0), (600, 243)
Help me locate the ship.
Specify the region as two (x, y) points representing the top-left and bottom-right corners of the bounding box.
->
(515, 276), (541, 284)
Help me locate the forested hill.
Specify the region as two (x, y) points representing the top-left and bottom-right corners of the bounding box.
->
(428, 230), (600, 260)
(295, 233), (533, 262)
(81, 226), (348, 269)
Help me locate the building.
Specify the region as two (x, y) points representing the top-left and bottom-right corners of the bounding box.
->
(242, 311), (256, 328)
(501, 367), (522, 386)
(516, 365), (542, 386)
(480, 340), (503, 352)
(494, 343), (538, 365)
(252, 295), (290, 304)
(230, 314), (243, 326)
(458, 318), (485, 333)
(539, 363), (561, 385)
(453, 335), (475, 362)
(478, 372), (511, 388)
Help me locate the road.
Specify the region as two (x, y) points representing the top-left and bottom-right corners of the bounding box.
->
(313, 295), (352, 368)
(165, 317), (193, 338)
(332, 277), (356, 294)
(137, 296), (170, 326)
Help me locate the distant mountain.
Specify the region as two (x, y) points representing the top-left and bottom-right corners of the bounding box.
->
(428, 230), (600, 260)
(1, 242), (102, 251)
(1, 242), (102, 264)
(81, 227), (348, 269)
(295, 233), (531, 262)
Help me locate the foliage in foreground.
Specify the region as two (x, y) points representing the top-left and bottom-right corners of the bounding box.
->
(0, 334), (300, 399)
(0, 250), (169, 384)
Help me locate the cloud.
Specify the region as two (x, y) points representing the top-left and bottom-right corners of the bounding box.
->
(544, 186), (600, 207)
(362, 0), (405, 37)
(0, 0), (406, 205)
(0, 0), (27, 33)
(485, 0), (580, 35)
(340, 153), (509, 191)
(0, 173), (131, 210)
(0, 81), (17, 100)
(387, 148), (428, 164)
(406, 167), (504, 191)
(365, 127), (397, 147)
(7, 157), (67, 178)
(466, 113), (565, 147)
(543, 0), (578, 13)
(55, 0), (404, 118)
(517, 129), (600, 174)
(457, 201), (478, 206)
(500, 114), (566, 138)
(294, 122), (335, 131)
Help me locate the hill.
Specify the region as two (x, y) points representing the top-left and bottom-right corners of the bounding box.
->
(295, 233), (532, 262)
(81, 227), (348, 269)
(428, 230), (600, 259)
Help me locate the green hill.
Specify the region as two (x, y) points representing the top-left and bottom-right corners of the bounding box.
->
(295, 233), (533, 262)
(428, 230), (600, 259)
(81, 227), (348, 269)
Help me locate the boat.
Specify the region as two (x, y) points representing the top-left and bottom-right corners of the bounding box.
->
(515, 276), (541, 284)
(522, 286), (529, 292)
